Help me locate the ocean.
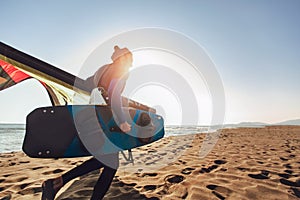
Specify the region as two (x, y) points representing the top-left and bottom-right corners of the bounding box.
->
(0, 124), (26, 153)
(0, 124), (215, 153)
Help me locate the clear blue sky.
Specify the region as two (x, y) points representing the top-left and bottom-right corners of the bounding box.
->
(1, 0), (300, 124)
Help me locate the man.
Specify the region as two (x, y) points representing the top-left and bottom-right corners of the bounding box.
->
(92, 45), (132, 132)
(42, 46), (133, 200)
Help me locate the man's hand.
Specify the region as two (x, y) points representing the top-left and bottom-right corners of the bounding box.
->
(120, 122), (131, 133)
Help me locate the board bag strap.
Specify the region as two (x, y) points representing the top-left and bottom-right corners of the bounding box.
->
(121, 149), (134, 165)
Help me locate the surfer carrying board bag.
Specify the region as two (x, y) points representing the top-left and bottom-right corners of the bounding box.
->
(42, 46), (135, 200)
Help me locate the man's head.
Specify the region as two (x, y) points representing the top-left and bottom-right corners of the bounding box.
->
(111, 46), (133, 67)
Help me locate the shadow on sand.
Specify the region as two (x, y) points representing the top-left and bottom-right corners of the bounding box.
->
(57, 170), (158, 200)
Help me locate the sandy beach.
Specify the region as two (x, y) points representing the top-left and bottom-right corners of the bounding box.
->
(0, 126), (299, 200)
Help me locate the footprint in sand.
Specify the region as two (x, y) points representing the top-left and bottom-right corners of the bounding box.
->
(206, 184), (218, 190)
(181, 167), (195, 175)
(283, 163), (293, 169)
(214, 159), (227, 165)
(19, 161), (30, 164)
(142, 185), (157, 192)
(284, 169), (293, 174)
(8, 162), (17, 166)
(212, 159), (228, 172)
(290, 146), (296, 150)
(206, 184), (230, 200)
(199, 165), (218, 173)
(141, 173), (158, 177)
(280, 157), (289, 161)
(158, 152), (167, 156)
(278, 173), (291, 179)
(42, 168), (64, 175)
(148, 150), (157, 153)
(17, 186), (42, 195)
(279, 178), (300, 187)
(237, 167), (250, 172)
(137, 168), (143, 172)
(257, 161), (264, 164)
(178, 160), (186, 165)
(146, 160), (159, 166)
(165, 174), (184, 184)
(19, 183), (31, 190)
(248, 170), (270, 180)
(32, 166), (47, 170)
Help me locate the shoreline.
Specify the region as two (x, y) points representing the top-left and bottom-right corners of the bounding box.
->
(0, 126), (299, 199)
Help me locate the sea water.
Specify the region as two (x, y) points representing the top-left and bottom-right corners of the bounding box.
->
(0, 124), (26, 153)
(0, 124), (215, 153)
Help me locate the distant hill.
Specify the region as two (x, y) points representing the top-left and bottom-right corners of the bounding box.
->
(210, 122), (267, 129)
(274, 119), (300, 126)
(236, 122), (267, 127)
(219, 119), (300, 129)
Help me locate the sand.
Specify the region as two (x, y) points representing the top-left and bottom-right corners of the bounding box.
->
(0, 126), (299, 200)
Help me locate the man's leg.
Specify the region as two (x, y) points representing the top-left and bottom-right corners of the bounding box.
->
(42, 157), (103, 200)
(90, 165), (117, 200)
(90, 153), (119, 200)
(62, 157), (103, 184)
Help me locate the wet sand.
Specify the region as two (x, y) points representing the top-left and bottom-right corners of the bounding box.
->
(0, 126), (299, 199)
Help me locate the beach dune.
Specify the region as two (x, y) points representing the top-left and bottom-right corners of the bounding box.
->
(0, 126), (299, 199)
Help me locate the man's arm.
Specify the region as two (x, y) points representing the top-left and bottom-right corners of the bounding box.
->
(107, 78), (131, 132)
